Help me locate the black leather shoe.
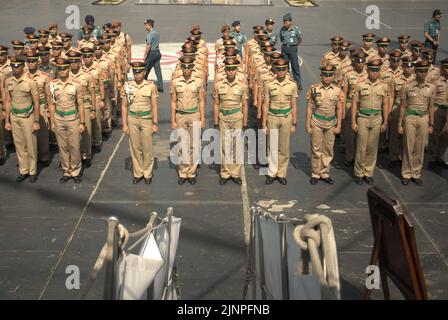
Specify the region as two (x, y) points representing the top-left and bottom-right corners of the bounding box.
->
(60, 176), (70, 183)
(133, 177), (142, 184)
(144, 177), (152, 184)
(73, 176), (82, 184)
(219, 177), (229, 185)
(411, 178), (423, 186)
(344, 160), (354, 167)
(265, 176), (275, 185)
(29, 175), (38, 183)
(364, 176), (374, 185)
(188, 177), (196, 185)
(401, 178), (410, 185)
(322, 177), (334, 185)
(278, 178), (287, 185)
(103, 132), (111, 139)
(83, 159), (92, 168)
(178, 177), (187, 185)
(310, 177), (319, 185)
(16, 174), (29, 182)
(437, 161), (448, 169)
(354, 176), (364, 185)
(233, 178), (242, 185)
(0, 158), (5, 166)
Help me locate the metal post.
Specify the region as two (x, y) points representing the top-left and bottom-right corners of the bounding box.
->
(103, 217), (119, 300)
(256, 208), (267, 300)
(279, 222), (290, 300)
(161, 207), (174, 299)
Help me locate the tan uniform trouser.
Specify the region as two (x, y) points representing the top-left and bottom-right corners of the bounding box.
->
(402, 114), (429, 179)
(267, 113), (293, 178)
(388, 106), (402, 161)
(81, 106), (93, 160)
(311, 123), (335, 179)
(37, 105), (50, 162)
(345, 101), (356, 162)
(0, 110), (5, 159)
(176, 112), (200, 179)
(219, 117), (243, 179)
(128, 115), (154, 179)
(103, 85), (113, 133)
(11, 114), (37, 175)
(55, 117), (81, 177)
(354, 114), (382, 177)
(93, 97), (103, 147)
(428, 108), (448, 162)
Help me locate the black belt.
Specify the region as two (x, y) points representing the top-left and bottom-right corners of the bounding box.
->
(282, 44), (297, 47)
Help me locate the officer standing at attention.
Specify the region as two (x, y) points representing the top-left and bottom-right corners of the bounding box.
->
(280, 13), (302, 90)
(25, 51), (51, 167)
(428, 58), (448, 169)
(230, 21), (247, 58)
(121, 62), (159, 184)
(398, 60), (436, 185)
(306, 65), (344, 185)
(361, 33), (378, 62)
(262, 58), (298, 185)
(4, 56), (40, 183)
(143, 19), (164, 93)
(170, 56), (206, 185)
(320, 36), (343, 67)
(424, 9), (442, 64)
(213, 58), (249, 185)
(351, 59), (389, 185)
(48, 58), (86, 183)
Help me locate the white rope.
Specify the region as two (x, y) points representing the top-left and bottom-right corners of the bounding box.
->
(293, 214), (340, 300)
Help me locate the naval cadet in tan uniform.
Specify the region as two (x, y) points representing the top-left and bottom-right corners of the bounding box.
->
(428, 58), (448, 169)
(351, 59), (389, 185)
(48, 58), (86, 183)
(306, 66), (344, 185)
(361, 33), (378, 62)
(213, 58), (249, 185)
(81, 46), (105, 153)
(262, 58), (298, 185)
(170, 56), (206, 185)
(4, 56), (40, 182)
(26, 51), (51, 166)
(398, 60), (436, 185)
(320, 36), (343, 67)
(342, 50), (368, 166)
(68, 49), (96, 167)
(121, 62), (159, 184)
(397, 35), (412, 58)
(388, 55), (415, 168)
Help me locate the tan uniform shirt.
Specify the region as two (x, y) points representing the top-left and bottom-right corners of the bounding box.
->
(70, 70), (94, 107)
(170, 76), (205, 112)
(320, 51), (339, 67)
(391, 73), (415, 107)
(121, 80), (158, 119)
(363, 47), (379, 62)
(5, 74), (39, 117)
(213, 79), (248, 121)
(27, 70), (50, 107)
(307, 83), (344, 128)
(50, 78), (83, 121)
(427, 65), (440, 84)
(434, 75), (448, 106)
(343, 69), (368, 102)
(401, 80), (436, 112)
(82, 64), (102, 98)
(0, 60), (13, 78)
(378, 54), (390, 71)
(352, 79), (388, 111)
(265, 77), (298, 114)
